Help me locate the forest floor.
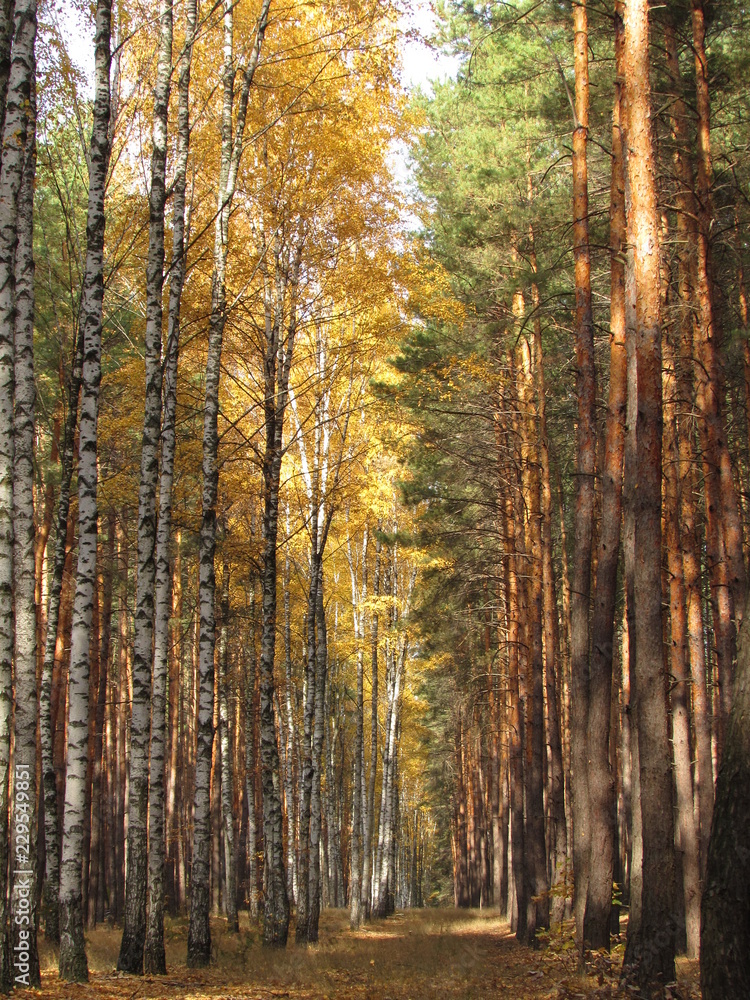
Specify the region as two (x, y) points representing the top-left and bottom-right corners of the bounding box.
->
(25, 908), (700, 1000)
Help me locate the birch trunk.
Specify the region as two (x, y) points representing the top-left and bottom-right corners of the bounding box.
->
(145, 0), (195, 970)
(59, 0), (112, 980)
(257, 243), (301, 948)
(349, 529), (367, 928)
(374, 639), (405, 918)
(188, 0), (270, 964)
(296, 546), (319, 942)
(11, 42), (38, 989)
(0, 1), (34, 986)
(89, 510), (114, 927)
(373, 633), (393, 918)
(0, 0), (13, 143)
(362, 534), (381, 918)
(282, 550), (296, 904)
(218, 555), (238, 931)
(118, 0), (172, 974)
(307, 565), (327, 941)
(40, 324), (82, 946)
(245, 589), (259, 918)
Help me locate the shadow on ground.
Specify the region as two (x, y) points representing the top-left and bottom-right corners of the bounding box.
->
(25, 908), (700, 1000)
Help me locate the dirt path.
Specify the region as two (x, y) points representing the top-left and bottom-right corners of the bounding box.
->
(23, 909), (699, 1000)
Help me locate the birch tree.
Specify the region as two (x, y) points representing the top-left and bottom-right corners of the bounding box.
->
(188, 0), (271, 965)
(0, 0), (38, 986)
(58, 0), (112, 981)
(118, 0), (173, 974)
(11, 61), (38, 993)
(145, 0), (196, 973)
(0, 0), (36, 989)
(256, 231), (302, 946)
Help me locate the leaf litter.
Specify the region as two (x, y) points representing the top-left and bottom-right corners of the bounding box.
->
(21, 909), (700, 1000)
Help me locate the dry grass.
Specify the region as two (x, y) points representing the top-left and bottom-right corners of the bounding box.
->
(21, 908), (701, 1000)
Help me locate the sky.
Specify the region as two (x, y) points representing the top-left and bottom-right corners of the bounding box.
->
(57, 0), (459, 98)
(399, 1), (461, 94)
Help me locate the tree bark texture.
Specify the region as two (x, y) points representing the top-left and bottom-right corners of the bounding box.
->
(621, 0), (676, 986)
(218, 554), (238, 931)
(145, 0), (195, 970)
(11, 34), (38, 988)
(119, 0), (172, 975)
(0, 2), (34, 986)
(58, 0), (111, 981)
(701, 590), (750, 998)
(570, 0), (596, 961)
(188, 0), (270, 963)
(584, 9), (626, 948)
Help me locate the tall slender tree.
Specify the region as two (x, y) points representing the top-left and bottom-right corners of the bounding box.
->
(58, 0), (112, 981)
(188, 0), (271, 965)
(118, 0), (173, 974)
(620, 0), (675, 987)
(570, 0), (596, 961)
(7, 1), (38, 987)
(145, 0), (197, 972)
(584, 3), (627, 948)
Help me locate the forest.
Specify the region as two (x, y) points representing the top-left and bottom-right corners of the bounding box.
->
(0, 0), (749, 997)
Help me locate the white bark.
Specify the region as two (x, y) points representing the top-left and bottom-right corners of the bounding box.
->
(244, 585), (259, 918)
(119, 0), (172, 975)
(11, 43), (38, 989)
(188, 0), (270, 964)
(218, 552), (238, 930)
(0, 0), (36, 988)
(348, 525), (367, 928)
(145, 0), (195, 972)
(58, 0), (111, 981)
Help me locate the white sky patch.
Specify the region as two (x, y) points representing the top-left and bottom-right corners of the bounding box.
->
(399, 0), (461, 96)
(393, 2), (460, 232)
(55, 1), (95, 95)
(55, 0), (460, 97)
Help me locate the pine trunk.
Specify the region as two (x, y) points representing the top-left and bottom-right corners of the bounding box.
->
(663, 10), (715, 878)
(663, 334), (701, 958)
(620, 0), (676, 986)
(701, 589), (750, 997)
(584, 12), (626, 947)
(570, 0), (596, 961)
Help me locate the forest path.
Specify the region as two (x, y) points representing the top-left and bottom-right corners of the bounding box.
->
(26, 908), (699, 1000)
